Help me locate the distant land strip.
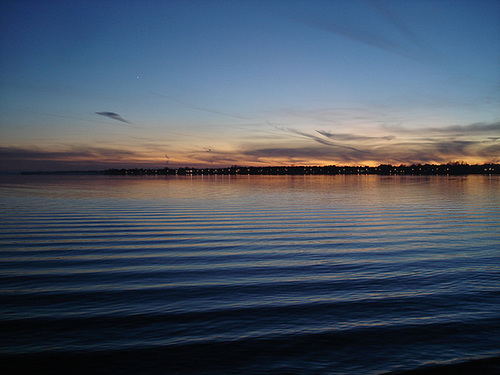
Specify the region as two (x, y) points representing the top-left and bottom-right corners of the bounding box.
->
(21, 163), (500, 175)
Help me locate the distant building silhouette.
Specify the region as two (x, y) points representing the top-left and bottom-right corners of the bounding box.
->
(103, 163), (500, 176)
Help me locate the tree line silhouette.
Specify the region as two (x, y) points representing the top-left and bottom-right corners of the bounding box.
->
(105, 162), (500, 176)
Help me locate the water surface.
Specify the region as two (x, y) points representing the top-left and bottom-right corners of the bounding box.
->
(1, 175), (499, 374)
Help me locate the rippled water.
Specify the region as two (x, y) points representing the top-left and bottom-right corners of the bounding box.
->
(1, 175), (499, 374)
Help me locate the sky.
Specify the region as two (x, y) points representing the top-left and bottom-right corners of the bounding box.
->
(1, 0), (499, 172)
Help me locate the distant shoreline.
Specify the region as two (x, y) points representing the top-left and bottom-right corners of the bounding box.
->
(19, 163), (500, 176)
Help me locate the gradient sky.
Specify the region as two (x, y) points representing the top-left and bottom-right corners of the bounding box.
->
(1, 0), (499, 172)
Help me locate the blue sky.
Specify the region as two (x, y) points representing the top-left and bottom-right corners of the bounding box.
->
(1, 0), (499, 171)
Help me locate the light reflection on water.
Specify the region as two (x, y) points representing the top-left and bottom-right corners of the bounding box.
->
(0, 175), (499, 374)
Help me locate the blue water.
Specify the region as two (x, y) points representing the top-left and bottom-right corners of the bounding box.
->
(1, 175), (499, 374)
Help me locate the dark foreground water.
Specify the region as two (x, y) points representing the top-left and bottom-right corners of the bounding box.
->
(1, 175), (499, 374)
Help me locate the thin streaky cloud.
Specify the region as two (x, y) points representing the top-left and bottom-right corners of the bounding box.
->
(368, 1), (446, 64)
(432, 122), (500, 134)
(238, 136), (500, 166)
(310, 18), (406, 57)
(186, 146), (237, 165)
(368, 0), (424, 50)
(149, 91), (248, 120)
(278, 126), (367, 153)
(384, 121), (500, 135)
(316, 130), (395, 142)
(288, 4), (432, 61)
(0, 108), (140, 128)
(95, 111), (132, 124)
(0, 145), (140, 160)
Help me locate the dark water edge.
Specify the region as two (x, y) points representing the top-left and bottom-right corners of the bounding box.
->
(1, 351), (499, 375)
(388, 356), (500, 375)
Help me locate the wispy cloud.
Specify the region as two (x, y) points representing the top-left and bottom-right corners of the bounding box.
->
(285, 1), (433, 61)
(0, 145), (139, 161)
(430, 121), (500, 134)
(316, 129), (395, 142)
(243, 145), (362, 164)
(385, 121), (500, 135)
(149, 91), (247, 120)
(0, 145), (151, 172)
(238, 137), (499, 166)
(2, 118), (498, 172)
(1, 108), (140, 128)
(237, 122), (500, 166)
(182, 145), (239, 166)
(303, 17), (408, 57)
(367, 0), (439, 60)
(276, 126), (365, 152)
(95, 111), (132, 124)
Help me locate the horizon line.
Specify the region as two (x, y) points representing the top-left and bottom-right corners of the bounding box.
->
(16, 162), (500, 176)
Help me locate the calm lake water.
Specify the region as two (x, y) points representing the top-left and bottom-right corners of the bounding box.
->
(1, 175), (499, 374)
